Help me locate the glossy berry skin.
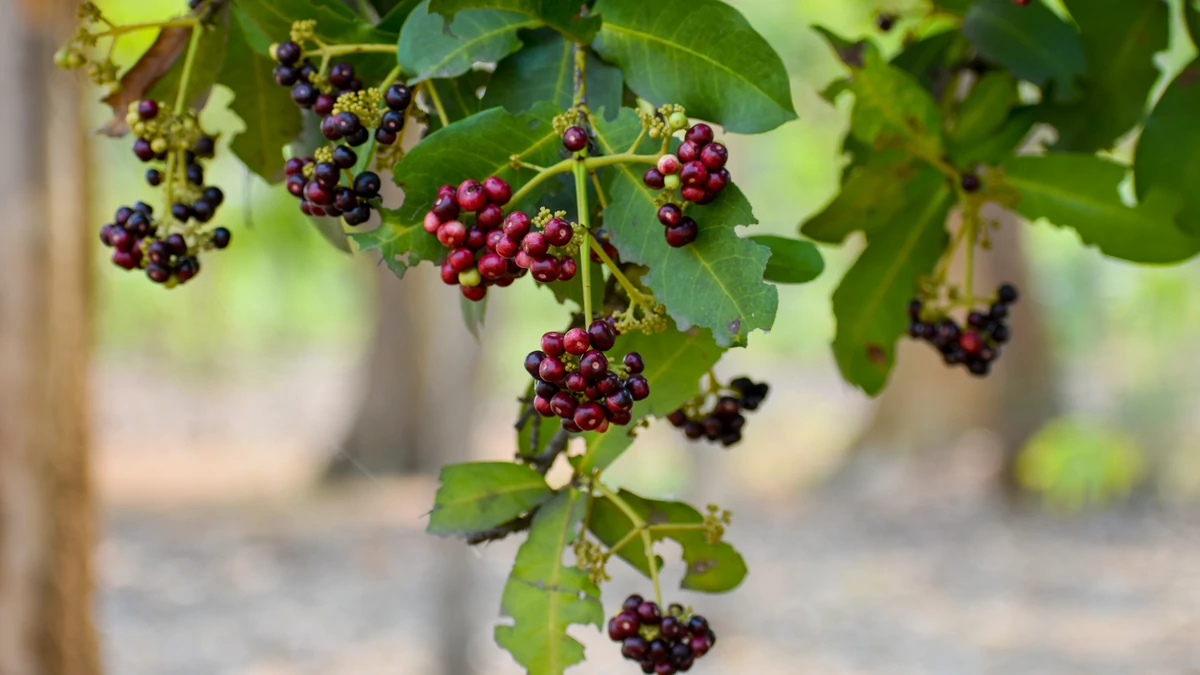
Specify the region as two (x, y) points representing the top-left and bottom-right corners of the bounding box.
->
(627, 375), (650, 401)
(332, 146), (357, 169)
(447, 247), (476, 273)
(563, 126), (588, 152)
(461, 284), (487, 302)
(666, 218), (699, 247)
(503, 211), (531, 239)
(313, 162), (340, 189)
(192, 200), (215, 223)
(529, 256), (561, 282)
(643, 168), (666, 190)
(588, 320), (617, 351)
(677, 141), (701, 163)
(483, 176), (512, 205)
(320, 116), (342, 141)
(658, 203), (682, 227)
(345, 127), (370, 146)
(623, 595), (644, 612)
(700, 142), (728, 170)
(622, 636), (649, 661)
(550, 392), (578, 419)
(275, 40), (301, 65)
(437, 221), (467, 248)
(376, 128), (398, 145)
(291, 83), (317, 107)
(637, 601), (662, 625)
(657, 154), (681, 175)
(133, 138), (155, 162)
(166, 233), (188, 255)
(305, 181), (333, 205)
(539, 357), (566, 383)
(385, 83), (413, 111)
(704, 167), (730, 194)
(137, 99), (158, 120)
(540, 332), (566, 357)
(313, 94), (335, 116)
(685, 123), (714, 146)
(522, 232), (549, 258)
(961, 173), (981, 193)
(524, 351), (546, 378)
(329, 62), (354, 88)
(457, 180), (487, 212)
(212, 227), (232, 249)
(432, 193), (460, 222)
(563, 328), (590, 355)
(609, 614), (639, 641)
(476, 203), (505, 229)
(544, 218), (573, 246)
(579, 350), (608, 379)
(680, 161), (709, 188)
(381, 110), (405, 133)
(355, 172), (382, 199)
(624, 352), (645, 374)
(343, 204), (371, 226)
(284, 158), (305, 176)
(573, 402), (606, 431)
(273, 65), (299, 87)
(558, 257), (577, 281)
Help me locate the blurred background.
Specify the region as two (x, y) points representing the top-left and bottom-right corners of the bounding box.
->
(3, 0), (1200, 673)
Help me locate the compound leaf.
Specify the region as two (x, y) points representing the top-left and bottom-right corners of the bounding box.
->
(495, 489), (603, 675)
(588, 489), (747, 593)
(832, 169), (953, 395)
(428, 461), (554, 535)
(428, 0), (600, 43)
(1134, 61), (1200, 234)
(962, 0), (1086, 101)
(349, 206), (445, 277)
(1005, 154), (1200, 264)
(482, 27), (623, 120)
(221, 8), (302, 183)
(591, 0), (796, 134)
(390, 102), (567, 222)
(397, 0), (539, 82)
(594, 109), (777, 347)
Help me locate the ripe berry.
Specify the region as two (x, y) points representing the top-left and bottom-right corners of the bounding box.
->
(186, 163), (204, 186)
(550, 392), (577, 418)
(291, 83), (317, 107)
(461, 284), (487, 302)
(343, 203), (372, 226)
(376, 128), (398, 145)
(704, 167), (730, 194)
(355, 172), (382, 198)
(447, 247), (476, 272)
(579, 350), (608, 379)
(274, 65), (299, 87)
(961, 173), (981, 193)
(437, 220), (467, 247)
(539, 356), (566, 382)
(677, 141), (701, 163)
(623, 595), (644, 612)
(133, 138), (155, 162)
(588, 320), (617, 350)
(329, 62), (355, 88)
(700, 142), (728, 170)
(192, 200), (215, 223)
(465, 226), (487, 250)
(574, 402), (606, 431)
(685, 123), (714, 146)
(524, 351), (545, 377)
(385, 83), (412, 111)
(657, 154), (681, 175)
(876, 13), (896, 31)
(495, 234), (520, 259)
(658, 203), (682, 226)
(287, 174), (306, 197)
(558, 257), (577, 281)
(145, 169), (162, 186)
(627, 374), (650, 400)
(333, 111), (361, 137)
(529, 256), (561, 282)
(998, 283), (1018, 304)
(563, 126), (588, 152)
(665, 218), (699, 247)
(137, 99), (158, 120)
(432, 193), (460, 221)
(313, 162), (339, 189)
(381, 110), (405, 133)
(564, 328), (590, 355)
(313, 93), (335, 116)
(623, 352), (645, 374)
(345, 126), (370, 146)
(275, 41), (301, 65)
(305, 181), (334, 205)
(320, 116), (342, 141)
(533, 395), (554, 417)
(680, 161), (709, 187)
(203, 187), (224, 207)
(605, 388), (633, 413)
(622, 636), (649, 661)
(284, 158), (305, 176)
(332, 146), (357, 169)
(544, 218), (573, 246)
(503, 211), (531, 239)
(212, 227), (232, 249)
(457, 180), (487, 212)
(643, 168), (666, 190)
(541, 332), (566, 357)
(522, 232), (549, 257)
(477, 203), (505, 229)
(483, 176), (512, 205)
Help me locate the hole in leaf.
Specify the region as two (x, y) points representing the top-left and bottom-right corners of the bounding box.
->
(727, 318), (742, 336)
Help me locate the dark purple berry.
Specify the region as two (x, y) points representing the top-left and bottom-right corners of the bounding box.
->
(211, 227), (231, 249)
(643, 168), (666, 190)
(291, 82), (317, 107)
(137, 99), (158, 120)
(385, 83), (413, 111)
(381, 110), (405, 133)
(354, 171), (381, 199)
(275, 41), (301, 66)
(563, 126), (588, 152)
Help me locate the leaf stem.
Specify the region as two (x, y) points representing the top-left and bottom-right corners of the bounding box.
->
(963, 213), (977, 302)
(586, 153), (658, 170)
(587, 236), (651, 307)
(509, 158), (574, 205)
(92, 18), (197, 38)
(173, 21), (204, 112)
(304, 43), (398, 58)
(574, 159), (594, 323)
(425, 81), (451, 129)
(589, 171), (608, 209)
(594, 482), (662, 606)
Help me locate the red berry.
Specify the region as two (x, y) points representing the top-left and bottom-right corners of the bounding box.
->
(495, 234), (520, 259)
(558, 257), (578, 281)
(688, 634), (712, 657)
(514, 250), (533, 269)
(623, 595), (644, 612)
(522, 232), (549, 257)
(700, 142), (728, 170)
(524, 351), (546, 378)
(539, 357), (566, 382)
(287, 174), (306, 197)
(544, 218), (573, 247)
(541, 332), (566, 357)
(550, 392), (578, 419)
(465, 226), (487, 250)
(530, 256), (561, 282)
(564, 328), (590, 355)
(440, 259), (458, 285)
(432, 193), (460, 221)
(563, 126), (588, 152)
(461, 284), (487, 301)
(657, 154), (681, 175)
(680, 186), (707, 203)
(477, 203), (505, 229)
(627, 374), (650, 400)
(578, 350), (608, 379)
(960, 331), (984, 355)
(533, 396), (554, 417)
(685, 123), (714, 146)
(665, 218), (699, 247)
(604, 388), (633, 413)
(677, 141), (701, 163)
(478, 252), (507, 280)
(588, 320), (617, 351)
(704, 167), (730, 194)
(658, 204), (682, 227)
(137, 99), (159, 120)
(643, 168), (666, 190)
(457, 180), (487, 212)
(486, 229), (504, 251)
(483, 176), (512, 205)
(621, 636), (649, 659)
(448, 247), (475, 272)
(680, 161), (709, 188)
(637, 601), (662, 625)
(503, 211), (531, 239)
(623, 352), (645, 374)
(573, 402), (606, 431)
(284, 157), (305, 176)
(437, 220), (467, 247)
(305, 181), (333, 205)
(565, 372), (588, 392)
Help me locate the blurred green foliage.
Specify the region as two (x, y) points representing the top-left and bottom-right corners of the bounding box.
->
(1017, 419), (1145, 512)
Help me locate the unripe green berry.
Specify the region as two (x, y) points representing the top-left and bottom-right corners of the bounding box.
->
(669, 111), (688, 130)
(458, 268), (482, 287)
(66, 52), (85, 69)
(663, 173), (681, 191)
(269, 43), (279, 61)
(126, 111), (141, 127)
(150, 138), (168, 154)
(54, 49), (71, 69)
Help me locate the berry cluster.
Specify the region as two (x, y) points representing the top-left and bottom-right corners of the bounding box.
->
(272, 40), (413, 226)
(641, 124), (730, 248)
(99, 202), (229, 285)
(426, 178), (580, 301)
(907, 284), (1019, 377)
(667, 377), (769, 448)
(524, 321), (649, 433)
(607, 596), (717, 674)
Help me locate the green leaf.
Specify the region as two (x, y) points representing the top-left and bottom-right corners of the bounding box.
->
(950, 71), (1017, 145)
(845, 50), (944, 159)
(591, 0), (796, 134)
(577, 325), (725, 473)
(221, 9), (302, 183)
(593, 109), (777, 347)
(947, 104), (1038, 166)
(750, 236), (824, 284)
(460, 293), (488, 338)
(588, 489), (747, 593)
(148, 6), (231, 107)
(962, 0), (1086, 101)
(235, 0), (398, 78)
(891, 29), (970, 92)
(1046, 0), (1169, 152)
(348, 205), (445, 277)
(832, 169), (953, 395)
(482, 28), (623, 121)
(1134, 62), (1200, 234)
(391, 102), (566, 223)
(428, 461), (554, 535)
(377, 0), (422, 33)
(428, 0), (600, 43)
(1187, 1), (1200, 47)
(495, 489), (603, 675)
(425, 69), (490, 132)
(397, 0), (538, 83)
(800, 160), (919, 244)
(1005, 154), (1200, 264)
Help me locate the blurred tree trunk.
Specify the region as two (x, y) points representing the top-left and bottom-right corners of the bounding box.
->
(0, 0), (100, 673)
(849, 209), (1061, 493)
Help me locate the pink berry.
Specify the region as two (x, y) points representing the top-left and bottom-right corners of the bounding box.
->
(657, 154), (681, 175)
(423, 210), (442, 233)
(437, 220), (467, 247)
(564, 328), (590, 355)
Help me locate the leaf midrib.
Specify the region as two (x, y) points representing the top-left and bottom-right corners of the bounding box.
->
(415, 14), (540, 80)
(434, 480), (549, 511)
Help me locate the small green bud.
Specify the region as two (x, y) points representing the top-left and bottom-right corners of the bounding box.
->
(663, 173), (681, 191)
(150, 138), (168, 154)
(668, 111), (688, 130)
(268, 43), (279, 61)
(458, 268), (482, 287)
(126, 111), (141, 127)
(67, 51), (85, 69)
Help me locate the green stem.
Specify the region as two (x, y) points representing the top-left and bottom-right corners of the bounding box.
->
(173, 22), (204, 112)
(594, 482), (662, 606)
(360, 65), (406, 169)
(573, 43), (587, 108)
(604, 527), (643, 560)
(93, 18), (196, 38)
(508, 158), (575, 205)
(647, 524), (707, 533)
(585, 153), (658, 170)
(162, 150), (176, 216)
(574, 159), (594, 323)
(425, 82), (450, 129)
(963, 214), (977, 302)
(305, 43), (398, 58)
(588, 237), (651, 306)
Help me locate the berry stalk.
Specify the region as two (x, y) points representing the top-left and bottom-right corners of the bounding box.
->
(92, 18), (197, 39)
(425, 80), (451, 129)
(574, 156), (594, 323)
(594, 481), (663, 607)
(173, 21), (204, 113)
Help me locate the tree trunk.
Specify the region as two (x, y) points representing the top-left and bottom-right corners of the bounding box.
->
(0, 0), (100, 673)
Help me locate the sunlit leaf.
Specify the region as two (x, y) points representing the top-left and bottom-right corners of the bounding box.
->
(428, 461), (554, 535)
